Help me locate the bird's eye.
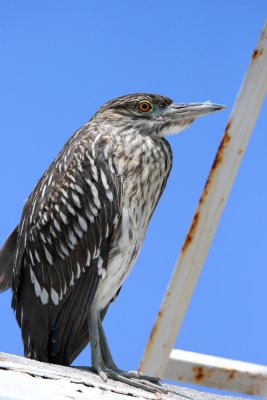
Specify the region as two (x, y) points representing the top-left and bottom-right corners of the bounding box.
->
(137, 100), (152, 113)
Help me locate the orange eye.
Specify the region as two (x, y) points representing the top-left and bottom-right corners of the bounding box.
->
(137, 100), (152, 113)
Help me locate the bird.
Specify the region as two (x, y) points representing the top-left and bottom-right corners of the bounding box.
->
(0, 93), (224, 392)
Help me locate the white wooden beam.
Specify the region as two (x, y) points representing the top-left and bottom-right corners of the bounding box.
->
(165, 349), (267, 397)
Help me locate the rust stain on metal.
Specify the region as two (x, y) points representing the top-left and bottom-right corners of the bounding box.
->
(139, 309), (164, 372)
(200, 120), (232, 205)
(201, 118), (232, 201)
(252, 48), (263, 60)
(181, 211), (200, 252)
(145, 310), (163, 351)
(228, 369), (236, 379)
(208, 119), (232, 174)
(181, 119), (232, 252)
(244, 372), (265, 395)
(193, 366), (205, 381)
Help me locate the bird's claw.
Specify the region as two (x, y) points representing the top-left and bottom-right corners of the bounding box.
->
(93, 365), (167, 394)
(120, 369), (160, 383)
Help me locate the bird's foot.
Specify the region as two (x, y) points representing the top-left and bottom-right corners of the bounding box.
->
(114, 368), (160, 383)
(85, 305), (167, 393)
(93, 364), (167, 394)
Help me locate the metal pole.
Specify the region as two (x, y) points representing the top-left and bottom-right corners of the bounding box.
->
(140, 20), (267, 378)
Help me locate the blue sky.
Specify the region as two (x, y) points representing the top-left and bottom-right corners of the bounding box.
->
(0, 2), (266, 397)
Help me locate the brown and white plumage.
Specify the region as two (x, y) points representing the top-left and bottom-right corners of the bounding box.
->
(0, 93), (224, 391)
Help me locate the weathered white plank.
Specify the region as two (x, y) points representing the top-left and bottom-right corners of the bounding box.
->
(140, 19), (267, 381)
(165, 350), (267, 398)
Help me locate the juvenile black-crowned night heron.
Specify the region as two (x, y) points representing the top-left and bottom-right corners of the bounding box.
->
(0, 93), (224, 392)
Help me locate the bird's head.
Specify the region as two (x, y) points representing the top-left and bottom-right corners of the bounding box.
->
(94, 93), (225, 138)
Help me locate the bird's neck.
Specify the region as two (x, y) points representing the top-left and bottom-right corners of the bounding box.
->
(85, 122), (172, 210)
(111, 130), (172, 209)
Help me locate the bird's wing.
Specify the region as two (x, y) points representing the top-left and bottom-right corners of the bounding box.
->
(0, 132), (85, 294)
(12, 128), (122, 361)
(0, 226), (18, 292)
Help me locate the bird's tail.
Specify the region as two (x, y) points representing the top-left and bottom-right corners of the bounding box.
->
(0, 227), (18, 292)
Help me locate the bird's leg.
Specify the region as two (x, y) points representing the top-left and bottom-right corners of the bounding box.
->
(87, 300), (108, 381)
(98, 316), (160, 384)
(97, 314), (118, 370)
(87, 301), (167, 393)
(94, 313), (167, 393)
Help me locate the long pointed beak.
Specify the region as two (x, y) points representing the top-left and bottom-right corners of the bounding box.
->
(167, 102), (226, 120)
